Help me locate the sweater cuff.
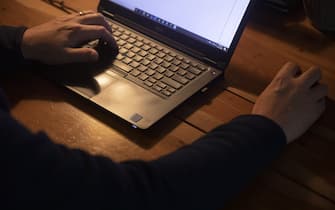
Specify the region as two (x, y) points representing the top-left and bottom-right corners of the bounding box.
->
(14, 26), (28, 60)
(0, 26), (27, 61)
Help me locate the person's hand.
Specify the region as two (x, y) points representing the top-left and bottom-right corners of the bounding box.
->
(252, 62), (328, 143)
(21, 11), (117, 65)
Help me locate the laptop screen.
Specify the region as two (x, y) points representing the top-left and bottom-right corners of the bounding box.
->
(108, 0), (250, 52)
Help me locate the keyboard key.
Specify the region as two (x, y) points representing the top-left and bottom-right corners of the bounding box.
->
(164, 55), (174, 62)
(116, 54), (125, 60)
(186, 73), (196, 80)
(162, 90), (172, 97)
(172, 59), (181, 66)
(146, 54), (155, 61)
(187, 67), (202, 75)
(113, 60), (132, 73)
(133, 56), (143, 62)
(172, 75), (189, 85)
(122, 57), (132, 64)
(176, 55), (183, 60)
(119, 48), (127, 54)
(167, 87), (176, 93)
(190, 61), (198, 67)
(130, 69), (141, 77)
(141, 59), (151, 66)
(138, 65), (148, 72)
(131, 47), (141, 53)
(135, 41), (144, 48)
(126, 51), (136, 58)
(141, 45), (151, 51)
(177, 69), (187, 76)
(145, 69), (156, 76)
(149, 48), (158, 54)
(156, 66), (166, 74)
(130, 61), (140, 68)
(164, 71), (174, 78)
(198, 64), (207, 71)
(124, 43), (133, 49)
(113, 31), (122, 37)
(153, 73), (163, 80)
(118, 40), (127, 46)
(168, 65), (179, 72)
(161, 61), (171, 68)
(154, 57), (164, 65)
(138, 50), (148, 57)
(157, 52), (165, 58)
(157, 82), (167, 89)
(169, 52), (177, 57)
(144, 81), (153, 87)
(138, 73), (149, 81)
(180, 63), (190, 69)
(153, 85), (163, 92)
(120, 34), (129, 40)
(128, 37), (136, 44)
(149, 63), (159, 70)
(161, 77), (182, 89)
(148, 78), (157, 83)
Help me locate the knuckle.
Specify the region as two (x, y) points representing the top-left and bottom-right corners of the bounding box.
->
(66, 23), (82, 39)
(285, 61), (298, 69)
(95, 13), (105, 19)
(97, 26), (108, 34)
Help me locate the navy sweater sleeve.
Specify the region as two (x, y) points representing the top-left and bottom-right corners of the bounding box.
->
(0, 26), (27, 66)
(0, 26), (287, 210)
(1, 109), (286, 210)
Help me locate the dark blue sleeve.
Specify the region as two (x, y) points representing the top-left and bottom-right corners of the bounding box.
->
(0, 26), (27, 66)
(1, 106), (286, 210)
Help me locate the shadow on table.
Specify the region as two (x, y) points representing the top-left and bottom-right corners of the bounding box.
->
(248, 4), (335, 53)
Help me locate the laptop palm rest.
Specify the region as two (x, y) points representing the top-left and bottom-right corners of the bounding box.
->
(69, 70), (167, 129)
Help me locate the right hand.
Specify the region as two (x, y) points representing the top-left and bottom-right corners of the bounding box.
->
(21, 11), (117, 65)
(252, 62), (328, 143)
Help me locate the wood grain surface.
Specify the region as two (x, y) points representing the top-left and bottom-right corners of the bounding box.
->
(1, 1), (335, 209)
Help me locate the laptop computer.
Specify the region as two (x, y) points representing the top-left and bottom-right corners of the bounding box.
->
(61, 0), (253, 129)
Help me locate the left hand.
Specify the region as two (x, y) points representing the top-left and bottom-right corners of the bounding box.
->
(21, 11), (117, 65)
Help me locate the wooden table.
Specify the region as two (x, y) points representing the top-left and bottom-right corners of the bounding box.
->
(1, 1), (335, 209)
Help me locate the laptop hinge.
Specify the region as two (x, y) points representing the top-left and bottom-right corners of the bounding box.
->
(202, 57), (217, 66)
(101, 10), (115, 18)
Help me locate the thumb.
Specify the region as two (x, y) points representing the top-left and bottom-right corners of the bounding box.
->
(276, 62), (302, 79)
(65, 47), (99, 63)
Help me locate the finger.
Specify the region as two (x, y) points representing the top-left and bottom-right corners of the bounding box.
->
(311, 83), (328, 101)
(65, 47), (99, 63)
(78, 13), (113, 33)
(298, 66), (322, 88)
(65, 10), (96, 20)
(275, 62), (302, 79)
(77, 10), (95, 17)
(73, 25), (117, 47)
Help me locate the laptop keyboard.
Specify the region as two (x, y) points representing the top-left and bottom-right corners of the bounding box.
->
(103, 23), (209, 98)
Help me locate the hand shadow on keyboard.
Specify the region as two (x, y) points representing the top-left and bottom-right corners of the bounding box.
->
(43, 43), (119, 96)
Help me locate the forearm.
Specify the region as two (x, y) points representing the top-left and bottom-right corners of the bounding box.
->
(1, 112), (285, 210)
(148, 115), (286, 210)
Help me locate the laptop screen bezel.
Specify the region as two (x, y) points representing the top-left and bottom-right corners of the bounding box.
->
(98, 0), (253, 68)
